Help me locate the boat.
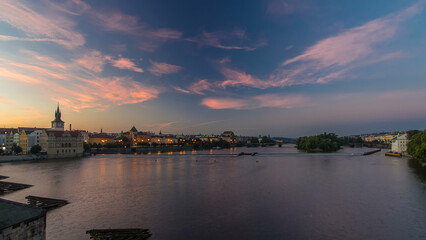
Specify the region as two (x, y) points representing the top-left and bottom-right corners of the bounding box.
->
(385, 152), (402, 157)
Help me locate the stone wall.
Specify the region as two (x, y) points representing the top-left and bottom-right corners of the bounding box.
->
(0, 216), (46, 240)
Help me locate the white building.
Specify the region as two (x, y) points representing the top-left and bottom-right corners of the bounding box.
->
(26, 130), (43, 152)
(391, 133), (409, 154)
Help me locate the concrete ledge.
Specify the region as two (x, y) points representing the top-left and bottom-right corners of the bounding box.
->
(0, 155), (44, 163)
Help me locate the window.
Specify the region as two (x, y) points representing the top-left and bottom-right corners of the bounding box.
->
(73, 149), (75, 152)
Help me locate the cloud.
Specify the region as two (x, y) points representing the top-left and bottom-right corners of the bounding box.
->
(75, 50), (106, 73)
(0, 50), (159, 111)
(111, 58), (143, 72)
(186, 29), (265, 51)
(91, 10), (182, 51)
(0, 108), (48, 126)
(216, 3), (423, 90)
(188, 80), (215, 95)
(75, 51), (143, 73)
(202, 94), (309, 110)
(0, 96), (13, 104)
(0, 0), (85, 48)
(148, 61), (182, 76)
(143, 122), (176, 131)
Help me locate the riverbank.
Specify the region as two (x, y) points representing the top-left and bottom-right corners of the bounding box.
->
(0, 155), (47, 163)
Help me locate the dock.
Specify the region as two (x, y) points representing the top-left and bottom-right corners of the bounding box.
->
(0, 181), (33, 195)
(362, 149), (381, 156)
(26, 195), (69, 210)
(86, 228), (152, 240)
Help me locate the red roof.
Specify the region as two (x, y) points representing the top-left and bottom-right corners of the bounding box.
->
(45, 130), (81, 138)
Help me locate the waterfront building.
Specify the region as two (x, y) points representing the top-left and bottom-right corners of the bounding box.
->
(26, 130), (43, 153)
(0, 198), (46, 240)
(221, 130), (237, 143)
(88, 133), (116, 145)
(19, 130), (28, 154)
(39, 130), (84, 158)
(391, 133), (409, 154)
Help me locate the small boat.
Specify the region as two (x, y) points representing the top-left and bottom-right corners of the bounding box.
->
(385, 152), (402, 157)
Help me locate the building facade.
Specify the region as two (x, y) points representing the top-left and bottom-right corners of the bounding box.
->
(40, 130), (84, 158)
(391, 133), (409, 154)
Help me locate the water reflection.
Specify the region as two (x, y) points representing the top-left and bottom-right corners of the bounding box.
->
(0, 147), (425, 240)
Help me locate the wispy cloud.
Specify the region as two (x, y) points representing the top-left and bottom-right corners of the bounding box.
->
(75, 51), (143, 73)
(143, 122), (176, 131)
(75, 50), (106, 73)
(216, 3), (423, 89)
(111, 58), (143, 72)
(202, 94), (309, 110)
(91, 10), (182, 52)
(0, 50), (159, 111)
(0, 108), (48, 126)
(186, 29), (265, 51)
(0, 96), (13, 104)
(0, 0), (85, 48)
(148, 61), (182, 76)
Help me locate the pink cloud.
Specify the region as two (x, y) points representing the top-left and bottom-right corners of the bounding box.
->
(147, 29), (183, 40)
(144, 122), (176, 131)
(111, 58), (143, 72)
(0, 96), (13, 104)
(0, 1), (85, 48)
(216, 3), (423, 90)
(75, 51), (143, 73)
(202, 94), (308, 110)
(75, 50), (106, 73)
(148, 61), (182, 76)
(91, 10), (182, 51)
(0, 50), (159, 112)
(186, 29), (265, 51)
(188, 79), (215, 95)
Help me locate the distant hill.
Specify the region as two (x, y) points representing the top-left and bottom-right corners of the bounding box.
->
(273, 137), (297, 143)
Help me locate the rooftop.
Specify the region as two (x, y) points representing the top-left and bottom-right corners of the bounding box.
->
(0, 198), (45, 230)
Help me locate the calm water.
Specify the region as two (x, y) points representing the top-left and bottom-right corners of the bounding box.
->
(1, 145), (426, 240)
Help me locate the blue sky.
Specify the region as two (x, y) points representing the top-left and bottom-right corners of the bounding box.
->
(0, 0), (425, 137)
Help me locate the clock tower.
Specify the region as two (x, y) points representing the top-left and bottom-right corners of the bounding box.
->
(51, 104), (65, 131)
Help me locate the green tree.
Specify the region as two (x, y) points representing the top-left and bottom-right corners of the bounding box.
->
(407, 130), (426, 164)
(297, 133), (342, 153)
(12, 144), (22, 154)
(30, 145), (42, 154)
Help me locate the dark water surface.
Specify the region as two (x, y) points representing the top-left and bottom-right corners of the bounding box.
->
(1, 145), (426, 240)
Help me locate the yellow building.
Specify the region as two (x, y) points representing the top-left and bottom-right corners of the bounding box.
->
(19, 130), (28, 154)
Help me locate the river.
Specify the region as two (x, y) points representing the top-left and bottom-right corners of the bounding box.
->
(1, 145), (426, 239)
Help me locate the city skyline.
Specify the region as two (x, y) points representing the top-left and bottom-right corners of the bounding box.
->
(1, 0), (426, 137)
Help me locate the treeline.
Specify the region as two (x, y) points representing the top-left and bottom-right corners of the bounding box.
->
(407, 130), (426, 164)
(296, 132), (342, 153)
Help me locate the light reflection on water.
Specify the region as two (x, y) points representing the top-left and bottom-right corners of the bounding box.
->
(0, 145), (426, 240)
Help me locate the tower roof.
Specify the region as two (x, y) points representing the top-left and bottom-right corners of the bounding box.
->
(130, 126), (138, 132)
(53, 103), (64, 123)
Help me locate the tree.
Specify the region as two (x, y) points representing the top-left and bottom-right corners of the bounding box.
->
(407, 130), (426, 164)
(297, 132), (342, 153)
(11, 144), (22, 154)
(83, 142), (91, 152)
(30, 145), (42, 154)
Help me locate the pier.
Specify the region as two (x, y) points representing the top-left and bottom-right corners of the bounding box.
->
(0, 181), (32, 195)
(26, 195), (69, 211)
(86, 228), (152, 240)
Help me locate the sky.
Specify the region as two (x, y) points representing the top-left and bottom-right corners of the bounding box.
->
(0, 0), (426, 137)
